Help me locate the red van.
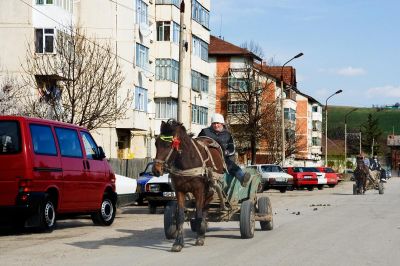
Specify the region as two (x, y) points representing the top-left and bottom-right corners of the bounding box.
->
(0, 116), (117, 231)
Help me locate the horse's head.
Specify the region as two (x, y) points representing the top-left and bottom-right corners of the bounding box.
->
(152, 119), (185, 176)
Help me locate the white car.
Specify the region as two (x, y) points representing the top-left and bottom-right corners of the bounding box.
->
(248, 164), (294, 193)
(144, 173), (175, 214)
(115, 174), (139, 207)
(303, 167), (327, 190)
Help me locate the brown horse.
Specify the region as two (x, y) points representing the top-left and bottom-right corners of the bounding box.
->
(152, 119), (225, 252)
(354, 156), (368, 194)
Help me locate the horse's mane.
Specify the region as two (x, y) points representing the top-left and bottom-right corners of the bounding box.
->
(161, 119), (192, 142)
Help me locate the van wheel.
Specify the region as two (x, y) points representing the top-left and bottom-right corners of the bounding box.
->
(39, 195), (56, 232)
(91, 195), (116, 226)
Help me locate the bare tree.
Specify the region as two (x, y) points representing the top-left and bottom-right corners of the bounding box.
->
(0, 75), (24, 115)
(20, 27), (129, 130)
(240, 41), (264, 59)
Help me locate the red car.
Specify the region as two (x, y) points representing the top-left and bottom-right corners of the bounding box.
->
(317, 167), (339, 187)
(0, 116), (117, 231)
(284, 167), (318, 191)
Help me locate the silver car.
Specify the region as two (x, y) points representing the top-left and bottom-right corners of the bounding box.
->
(248, 164), (294, 193)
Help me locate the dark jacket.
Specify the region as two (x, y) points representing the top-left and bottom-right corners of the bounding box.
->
(198, 126), (235, 156)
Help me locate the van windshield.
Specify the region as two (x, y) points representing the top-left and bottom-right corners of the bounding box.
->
(0, 121), (21, 154)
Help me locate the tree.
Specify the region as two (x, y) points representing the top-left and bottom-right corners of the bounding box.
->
(19, 27), (129, 130)
(361, 113), (382, 155)
(0, 75), (24, 115)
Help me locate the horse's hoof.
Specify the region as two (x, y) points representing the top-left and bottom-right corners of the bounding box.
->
(195, 238), (205, 246)
(171, 244), (183, 252)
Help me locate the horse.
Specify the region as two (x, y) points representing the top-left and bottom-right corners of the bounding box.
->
(353, 156), (368, 194)
(152, 119), (226, 252)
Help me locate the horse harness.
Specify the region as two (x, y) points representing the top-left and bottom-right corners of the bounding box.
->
(156, 135), (227, 179)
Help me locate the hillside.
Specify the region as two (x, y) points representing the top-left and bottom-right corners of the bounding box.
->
(327, 106), (400, 137)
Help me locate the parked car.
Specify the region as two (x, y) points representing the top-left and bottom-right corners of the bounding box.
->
(136, 162), (154, 205)
(138, 162), (174, 214)
(284, 167), (318, 191)
(303, 167), (327, 190)
(248, 164), (293, 193)
(0, 116), (117, 232)
(317, 167), (339, 187)
(115, 174), (138, 207)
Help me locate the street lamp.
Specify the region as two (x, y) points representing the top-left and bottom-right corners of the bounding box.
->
(280, 52), (303, 166)
(325, 89), (343, 166)
(344, 107), (358, 163)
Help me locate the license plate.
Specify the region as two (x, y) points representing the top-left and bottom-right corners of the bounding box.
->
(275, 177), (286, 182)
(163, 192), (175, 197)
(304, 175), (312, 179)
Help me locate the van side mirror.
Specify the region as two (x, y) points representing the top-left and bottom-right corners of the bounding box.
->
(96, 146), (106, 160)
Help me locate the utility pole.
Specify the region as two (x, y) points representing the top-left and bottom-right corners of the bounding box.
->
(177, 1), (185, 123)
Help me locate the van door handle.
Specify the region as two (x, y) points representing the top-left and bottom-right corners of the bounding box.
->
(86, 160), (90, 170)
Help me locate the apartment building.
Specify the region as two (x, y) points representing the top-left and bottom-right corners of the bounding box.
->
(0, 0), (212, 159)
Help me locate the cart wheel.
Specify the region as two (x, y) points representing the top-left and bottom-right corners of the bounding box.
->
(240, 199), (255, 239)
(378, 182), (384, 194)
(258, 197), (273, 231)
(353, 184), (357, 195)
(164, 201), (177, 239)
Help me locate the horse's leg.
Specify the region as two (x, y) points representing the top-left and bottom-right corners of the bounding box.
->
(194, 189), (206, 246)
(171, 191), (185, 252)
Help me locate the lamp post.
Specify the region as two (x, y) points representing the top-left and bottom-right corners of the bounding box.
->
(280, 52), (303, 166)
(344, 107), (358, 163)
(324, 89), (343, 166)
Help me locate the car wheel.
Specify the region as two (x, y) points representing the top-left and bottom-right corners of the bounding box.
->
(317, 185), (324, 190)
(279, 187), (287, 193)
(164, 201), (178, 239)
(38, 194), (56, 232)
(328, 184), (336, 188)
(91, 194), (116, 226)
(240, 199), (255, 239)
(258, 197), (273, 231)
(307, 186), (314, 191)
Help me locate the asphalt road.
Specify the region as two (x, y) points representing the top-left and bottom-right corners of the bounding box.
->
(1, 178), (399, 266)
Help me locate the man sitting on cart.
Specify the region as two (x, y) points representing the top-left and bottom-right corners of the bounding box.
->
(198, 113), (251, 187)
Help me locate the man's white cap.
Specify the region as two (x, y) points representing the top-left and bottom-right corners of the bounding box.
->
(211, 113), (225, 124)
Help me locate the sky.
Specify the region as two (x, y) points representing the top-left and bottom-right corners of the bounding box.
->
(209, 0), (400, 107)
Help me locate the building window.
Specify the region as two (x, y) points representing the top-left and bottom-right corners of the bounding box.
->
(35, 28), (55, 53)
(192, 0), (209, 29)
(36, 0), (54, 4)
(155, 59), (179, 83)
(312, 106), (319, 112)
(228, 77), (248, 92)
(155, 0), (179, 7)
(228, 101), (248, 114)
(134, 86), (148, 112)
(192, 105), (208, 125)
(157, 21), (171, 41)
(312, 137), (321, 146)
(157, 21), (180, 44)
(136, 43), (149, 69)
(155, 98), (178, 119)
(192, 35), (208, 61)
(284, 108), (296, 121)
(136, 0), (148, 25)
(312, 121), (322, 131)
(191, 70), (208, 93)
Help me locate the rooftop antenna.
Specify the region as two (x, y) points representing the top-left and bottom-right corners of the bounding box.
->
(219, 14), (222, 39)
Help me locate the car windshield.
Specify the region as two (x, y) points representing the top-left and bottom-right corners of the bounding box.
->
(143, 163), (154, 174)
(260, 165), (282, 173)
(324, 168), (335, 173)
(304, 167), (320, 172)
(0, 121), (21, 154)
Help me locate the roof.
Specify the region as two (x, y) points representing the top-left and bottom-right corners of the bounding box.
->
(209, 35), (262, 61)
(260, 66), (297, 86)
(297, 91), (322, 105)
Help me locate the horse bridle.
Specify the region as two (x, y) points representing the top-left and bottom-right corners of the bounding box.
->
(154, 135), (181, 170)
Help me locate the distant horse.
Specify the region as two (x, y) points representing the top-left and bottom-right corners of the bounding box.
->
(353, 156), (368, 194)
(152, 119), (226, 252)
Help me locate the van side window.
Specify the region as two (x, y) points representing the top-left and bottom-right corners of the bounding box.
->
(80, 132), (98, 160)
(0, 121), (21, 154)
(30, 124), (57, 156)
(55, 128), (83, 158)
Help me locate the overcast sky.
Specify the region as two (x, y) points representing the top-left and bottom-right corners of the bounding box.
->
(209, 0), (400, 107)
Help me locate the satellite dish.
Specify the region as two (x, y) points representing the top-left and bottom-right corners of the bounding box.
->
(139, 22), (151, 37)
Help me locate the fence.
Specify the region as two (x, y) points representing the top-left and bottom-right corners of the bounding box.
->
(108, 158), (152, 179)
